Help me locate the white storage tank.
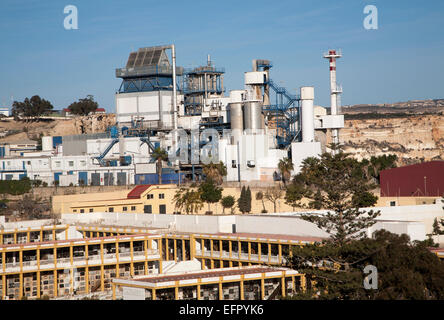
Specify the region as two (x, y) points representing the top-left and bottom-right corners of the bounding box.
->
(42, 136), (53, 151)
(229, 103), (243, 132)
(243, 101), (264, 131)
(300, 86), (315, 143)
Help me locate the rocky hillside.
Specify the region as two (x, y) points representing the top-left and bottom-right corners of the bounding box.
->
(340, 113), (444, 166)
(0, 114), (116, 143)
(342, 99), (444, 115)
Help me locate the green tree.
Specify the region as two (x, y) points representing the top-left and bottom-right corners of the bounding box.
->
(221, 195), (235, 214)
(150, 147), (168, 184)
(432, 217), (444, 235)
(202, 161), (227, 185)
(173, 187), (203, 214)
(67, 95), (99, 116)
(12, 95), (54, 121)
(285, 144), (380, 245)
(237, 186), (251, 214)
(246, 187), (252, 213)
(287, 230), (444, 300)
(278, 157), (294, 185)
(199, 179), (223, 213)
(0, 178), (32, 195)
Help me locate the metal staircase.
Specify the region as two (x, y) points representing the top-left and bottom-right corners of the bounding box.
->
(264, 79), (301, 148)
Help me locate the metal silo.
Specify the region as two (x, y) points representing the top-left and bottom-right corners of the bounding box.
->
(229, 103), (244, 131)
(243, 101), (264, 131)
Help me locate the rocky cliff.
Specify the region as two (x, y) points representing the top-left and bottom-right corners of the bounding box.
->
(340, 114), (444, 165)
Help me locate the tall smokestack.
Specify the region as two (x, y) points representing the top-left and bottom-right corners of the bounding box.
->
(323, 49), (342, 145)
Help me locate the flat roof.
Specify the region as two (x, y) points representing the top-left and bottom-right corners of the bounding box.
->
(114, 266), (299, 288)
(175, 231), (325, 243)
(0, 233), (161, 251)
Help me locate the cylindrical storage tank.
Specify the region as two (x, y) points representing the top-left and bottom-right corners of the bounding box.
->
(229, 102), (243, 145)
(42, 136), (53, 151)
(301, 86), (315, 143)
(243, 101), (264, 132)
(229, 103), (243, 131)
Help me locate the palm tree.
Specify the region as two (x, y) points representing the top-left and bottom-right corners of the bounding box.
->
(278, 157), (294, 185)
(202, 161), (227, 185)
(151, 147), (168, 184)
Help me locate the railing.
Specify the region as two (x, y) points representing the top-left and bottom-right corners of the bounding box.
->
(57, 258), (71, 264)
(39, 259), (53, 266)
(103, 253), (116, 260)
(118, 252), (131, 258)
(73, 256), (85, 262)
(22, 261), (38, 268)
(5, 262), (19, 269)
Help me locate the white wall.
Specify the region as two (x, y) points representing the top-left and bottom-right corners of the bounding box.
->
(234, 215), (329, 238)
(291, 141), (321, 174)
(61, 213), (237, 235)
(369, 221), (426, 242)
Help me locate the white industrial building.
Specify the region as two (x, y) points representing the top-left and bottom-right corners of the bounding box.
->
(0, 45), (344, 186)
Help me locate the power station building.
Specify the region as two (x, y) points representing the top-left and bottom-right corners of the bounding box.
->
(0, 45), (344, 186)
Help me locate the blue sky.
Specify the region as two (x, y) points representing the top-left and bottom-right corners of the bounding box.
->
(0, 0), (443, 111)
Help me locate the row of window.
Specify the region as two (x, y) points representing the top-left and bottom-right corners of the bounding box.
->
(73, 204), (167, 214)
(146, 193), (165, 199)
(53, 160), (87, 168)
(74, 206), (138, 213)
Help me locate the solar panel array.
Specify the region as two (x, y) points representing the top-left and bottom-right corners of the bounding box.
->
(125, 47), (169, 68)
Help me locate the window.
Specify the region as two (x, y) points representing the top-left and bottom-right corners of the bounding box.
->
(123, 207), (127, 212)
(159, 193), (165, 199)
(390, 201), (396, 207)
(109, 207), (114, 213)
(68, 161), (74, 167)
(27, 161), (31, 165)
(80, 209), (84, 213)
(73, 209), (77, 212)
(159, 204), (166, 214)
(80, 160), (86, 166)
(131, 206), (136, 211)
(55, 161), (61, 168)
(89, 208), (94, 213)
(144, 205), (152, 214)
(147, 194), (154, 199)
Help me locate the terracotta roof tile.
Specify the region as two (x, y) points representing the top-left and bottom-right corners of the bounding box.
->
(127, 185), (152, 199)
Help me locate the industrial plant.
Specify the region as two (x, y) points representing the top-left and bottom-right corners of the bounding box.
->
(1, 44), (443, 302)
(0, 45), (344, 186)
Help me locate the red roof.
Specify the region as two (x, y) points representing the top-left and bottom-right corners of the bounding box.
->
(380, 161), (444, 197)
(95, 108), (106, 112)
(127, 185), (152, 199)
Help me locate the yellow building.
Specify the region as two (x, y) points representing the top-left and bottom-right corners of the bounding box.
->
(53, 184), (306, 215)
(66, 184), (176, 214)
(52, 183), (440, 216)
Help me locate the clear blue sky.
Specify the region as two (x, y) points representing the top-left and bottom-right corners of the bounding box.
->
(0, 0), (443, 112)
